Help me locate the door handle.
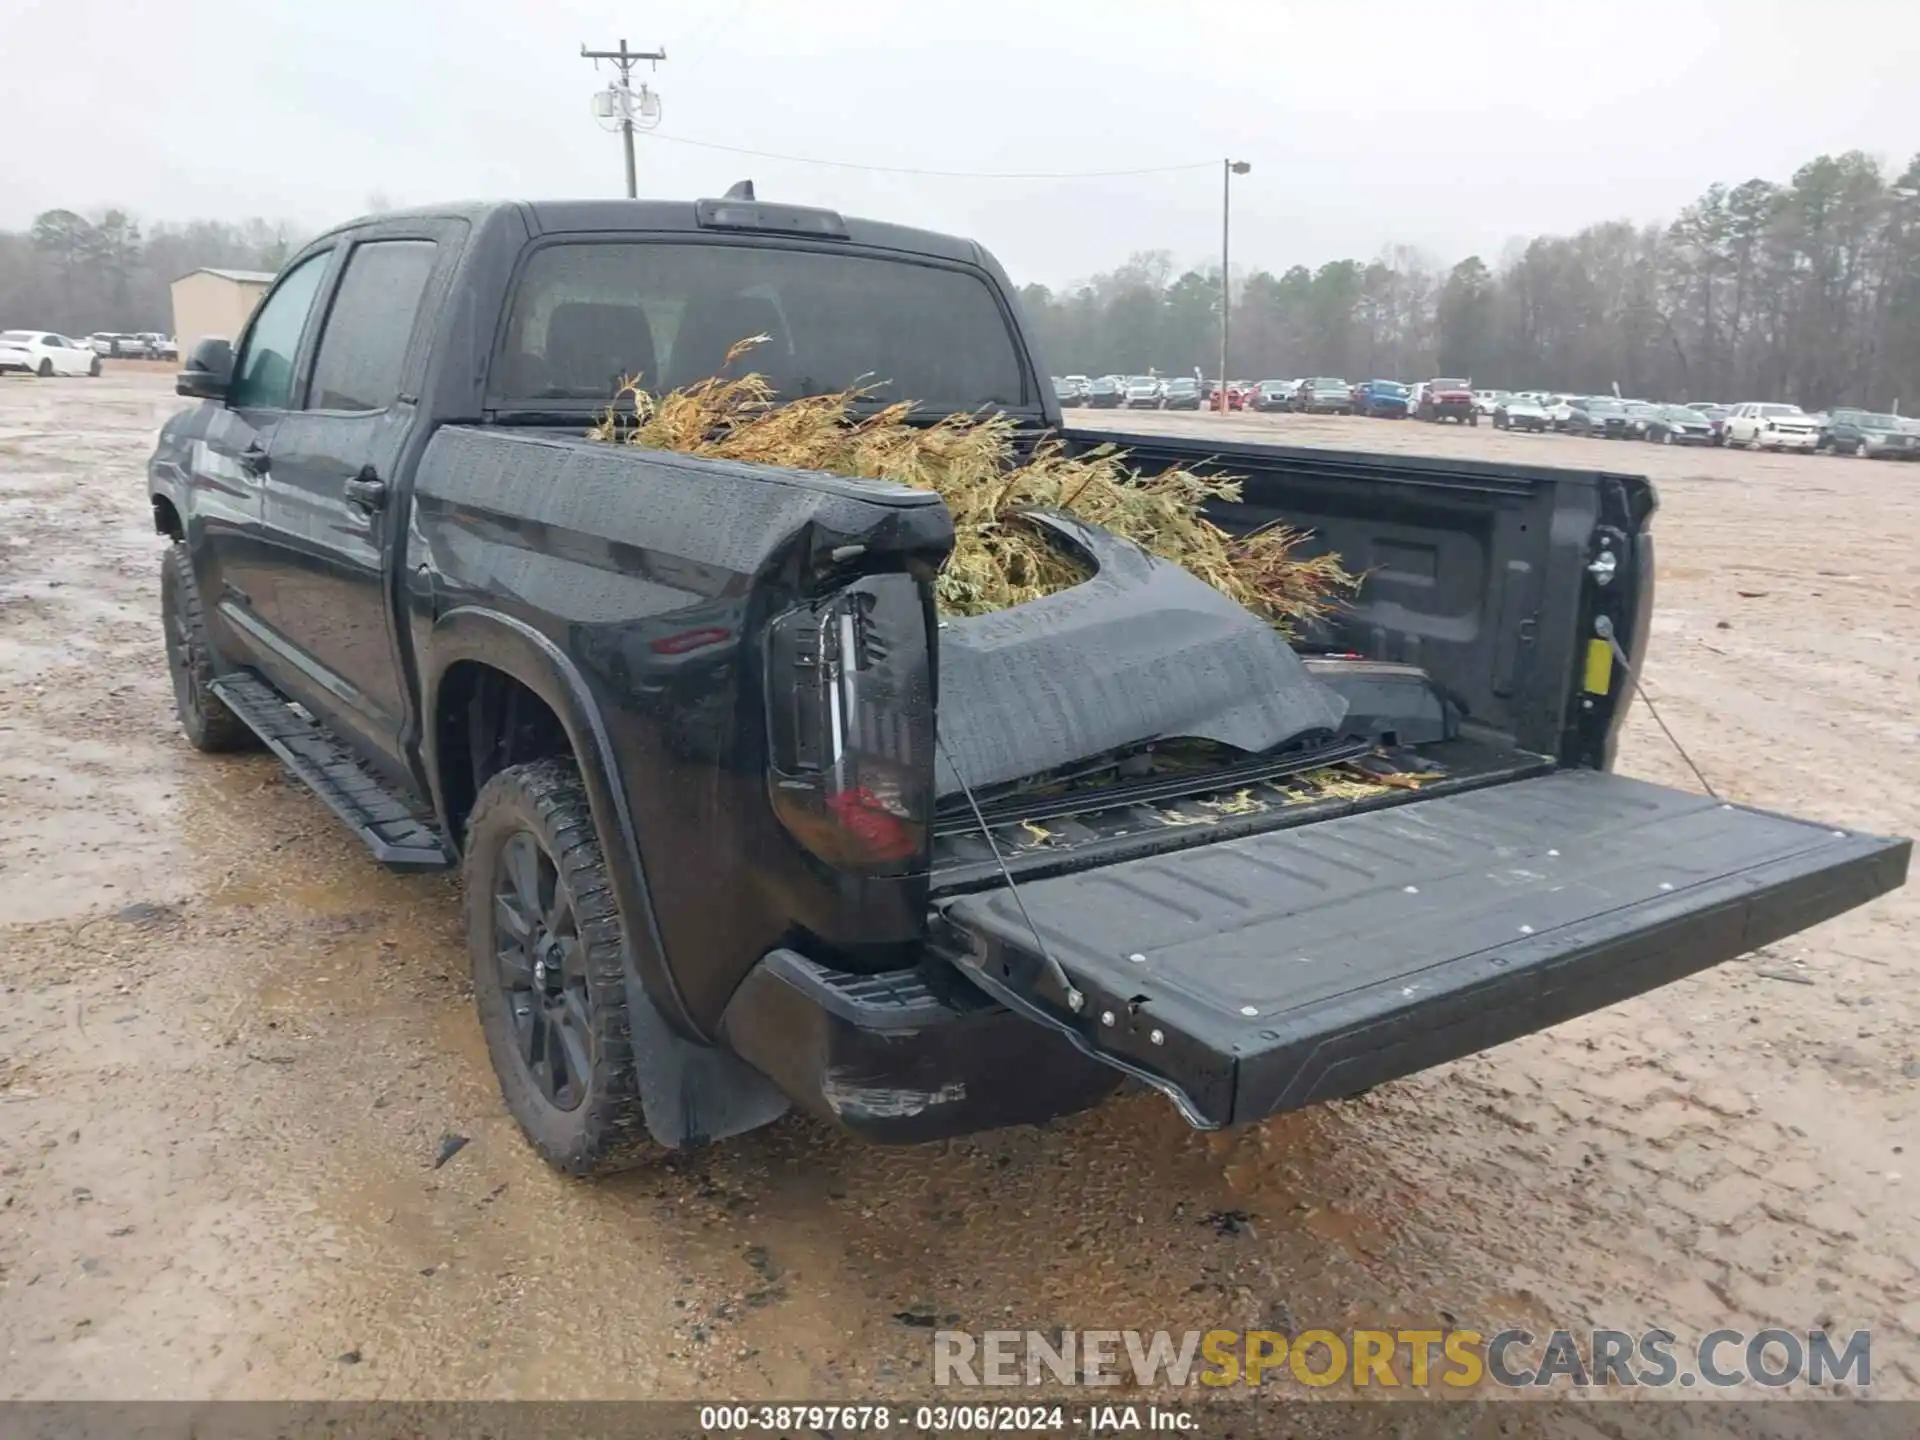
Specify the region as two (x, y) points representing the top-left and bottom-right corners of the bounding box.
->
(239, 443), (271, 476)
(343, 470), (388, 511)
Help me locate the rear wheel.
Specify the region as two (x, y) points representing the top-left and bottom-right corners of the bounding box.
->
(161, 545), (258, 753)
(466, 758), (652, 1176)
(36, 358), (51, 378)
(1661, 430), (1673, 445)
(88, 356), (102, 377)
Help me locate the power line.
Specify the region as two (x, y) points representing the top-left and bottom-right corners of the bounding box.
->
(636, 132), (1220, 181)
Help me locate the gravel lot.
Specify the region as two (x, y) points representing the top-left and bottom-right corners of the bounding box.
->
(2, 373), (1916, 1401)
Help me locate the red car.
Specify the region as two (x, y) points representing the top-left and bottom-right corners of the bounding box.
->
(1204, 380), (1247, 411)
(1420, 377), (1478, 425)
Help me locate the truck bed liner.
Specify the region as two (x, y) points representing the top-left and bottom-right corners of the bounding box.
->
(934, 770), (1908, 1128)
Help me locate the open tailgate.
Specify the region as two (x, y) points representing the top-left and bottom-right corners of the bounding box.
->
(932, 771), (1908, 1128)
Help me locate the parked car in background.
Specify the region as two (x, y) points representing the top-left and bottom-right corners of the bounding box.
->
(149, 335), (179, 361)
(1054, 375), (1090, 407)
(1353, 379), (1412, 418)
(1824, 409), (1920, 459)
(1643, 405), (1715, 445)
(1160, 377), (1203, 410)
(1681, 403), (1731, 445)
(1295, 377), (1352, 414)
(0, 330), (102, 377)
(1473, 389), (1510, 418)
(1419, 378), (1477, 424)
(86, 332), (121, 356)
(1248, 380), (1292, 412)
(1494, 394), (1552, 432)
(1545, 395), (1579, 430)
(1621, 401), (1661, 439)
(1085, 375), (1124, 409)
(1723, 402), (1820, 451)
(1565, 396), (1630, 439)
(1202, 379), (1246, 411)
(1123, 375), (1163, 409)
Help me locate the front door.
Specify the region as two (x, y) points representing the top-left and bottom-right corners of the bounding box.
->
(254, 235), (442, 775)
(185, 249), (334, 672)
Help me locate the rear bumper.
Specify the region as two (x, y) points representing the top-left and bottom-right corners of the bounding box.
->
(719, 949), (1122, 1143)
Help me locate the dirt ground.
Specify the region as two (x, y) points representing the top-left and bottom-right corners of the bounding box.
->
(1, 373), (1916, 1402)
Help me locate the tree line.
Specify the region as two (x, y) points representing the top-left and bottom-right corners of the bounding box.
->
(1018, 149), (1920, 411)
(8, 148), (1917, 410)
(0, 209), (296, 338)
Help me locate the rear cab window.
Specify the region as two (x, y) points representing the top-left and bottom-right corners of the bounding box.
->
(491, 240), (1031, 411)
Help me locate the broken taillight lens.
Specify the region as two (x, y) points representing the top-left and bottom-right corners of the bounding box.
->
(764, 573), (934, 875)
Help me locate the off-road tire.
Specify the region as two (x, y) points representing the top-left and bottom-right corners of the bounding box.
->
(465, 757), (652, 1176)
(162, 544), (257, 753)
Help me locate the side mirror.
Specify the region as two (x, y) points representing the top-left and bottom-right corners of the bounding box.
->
(176, 337), (233, 400)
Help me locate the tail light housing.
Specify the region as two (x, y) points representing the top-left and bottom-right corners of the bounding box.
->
(764, 573), (934, 876)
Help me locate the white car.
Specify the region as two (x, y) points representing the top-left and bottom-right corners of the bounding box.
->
(0, 330), (101, 377)
(1122, 375), (1163, 409)
(1494, 394), (1552, 432)
(1473, 389), (1510, 417)
(1545, 394), (1579, 429)
(1723, 402), (1820, 451)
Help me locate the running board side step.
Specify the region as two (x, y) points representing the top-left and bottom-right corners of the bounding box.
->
(208, 672), (455, 872)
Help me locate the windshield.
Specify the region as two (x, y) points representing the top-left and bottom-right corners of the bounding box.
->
(1128, 376), (1156, 387)
(1165, 379), (1197, 393)
(1855, 413), (1900, 428)
(1625, 402), (1657, 415)
(494, 240), (1029, 408)
(1586, 399), (1624, 414)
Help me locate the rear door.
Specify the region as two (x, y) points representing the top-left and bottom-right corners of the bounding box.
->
(253, 228), (449, 773)
(935, 771), (1907, 1128)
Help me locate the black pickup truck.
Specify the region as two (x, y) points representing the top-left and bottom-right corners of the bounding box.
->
(148, 195), (1908, 1174)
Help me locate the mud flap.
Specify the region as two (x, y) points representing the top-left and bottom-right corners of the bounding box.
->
(625, 967), (790, 1147)
(932, 770), (1908, 1129)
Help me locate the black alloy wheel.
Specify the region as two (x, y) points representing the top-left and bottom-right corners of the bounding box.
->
(489, 831), (592, 1111)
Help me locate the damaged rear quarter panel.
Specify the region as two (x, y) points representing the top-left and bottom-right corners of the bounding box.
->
(410, 425), (952, 1033)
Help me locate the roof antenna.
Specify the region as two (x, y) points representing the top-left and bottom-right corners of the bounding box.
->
(723, 179), (756, 200)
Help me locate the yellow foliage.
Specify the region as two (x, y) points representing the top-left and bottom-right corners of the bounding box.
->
(591, 341), (1357, 634)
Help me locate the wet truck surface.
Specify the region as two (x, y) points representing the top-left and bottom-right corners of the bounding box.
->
(145, 195), (1909, 1176)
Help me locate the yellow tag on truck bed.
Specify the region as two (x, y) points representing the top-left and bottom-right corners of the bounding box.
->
(1583, 637), (1614, 695)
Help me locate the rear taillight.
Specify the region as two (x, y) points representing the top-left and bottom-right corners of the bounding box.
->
(764, 573), (933, 875)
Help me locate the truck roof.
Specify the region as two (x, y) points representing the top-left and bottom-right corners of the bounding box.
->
(312, 198), (986, 267)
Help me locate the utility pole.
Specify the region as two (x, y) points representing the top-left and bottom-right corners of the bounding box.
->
(581, 38), (666, 198)
(1219, 159), (1250, 415)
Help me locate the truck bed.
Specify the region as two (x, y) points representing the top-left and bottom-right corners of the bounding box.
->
(932, 770), (1908, 1128)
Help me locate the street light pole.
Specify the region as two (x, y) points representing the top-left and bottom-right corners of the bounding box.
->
(1219, 159), (1250, 415)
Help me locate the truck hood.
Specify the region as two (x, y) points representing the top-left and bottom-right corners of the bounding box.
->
(934, 513), (1349, 798)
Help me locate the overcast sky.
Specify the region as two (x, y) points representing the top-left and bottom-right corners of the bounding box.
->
(5, 0), (1917, 286)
